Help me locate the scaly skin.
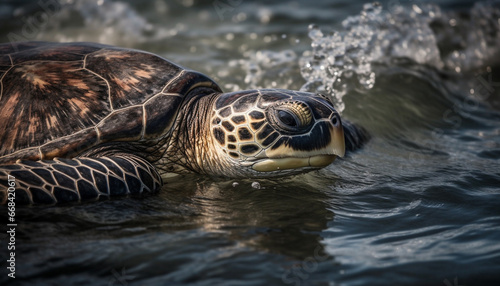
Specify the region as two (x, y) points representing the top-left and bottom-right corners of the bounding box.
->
(158, 89), (351, 178)
(0, 155), (161, 204)
(157, 91), (231, 176)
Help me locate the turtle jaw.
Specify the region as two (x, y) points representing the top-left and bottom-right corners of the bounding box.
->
(251, 154), (337, 172)
(250, 125), (345, 173)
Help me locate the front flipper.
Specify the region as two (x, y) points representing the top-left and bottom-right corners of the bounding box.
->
(0, 155), (162, 205)
(343, 120), (370, 152)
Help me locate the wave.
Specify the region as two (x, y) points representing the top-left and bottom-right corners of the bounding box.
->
(299, 2), (500, 112)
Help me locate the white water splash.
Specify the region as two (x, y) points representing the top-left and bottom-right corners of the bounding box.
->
(300, 1), (500, 112)
(300, 2), (442, 112)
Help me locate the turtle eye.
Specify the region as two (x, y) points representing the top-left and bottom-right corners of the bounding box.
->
(277, 110), (298, 127)
(269, 101), (313, 133)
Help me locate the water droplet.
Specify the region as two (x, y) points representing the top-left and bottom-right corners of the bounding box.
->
(412, 4), (423, 14)
(251, 182), (261, 189)
(308, 23), (318, 31)
(225, 33), (234, 41)
(308, 24), (324, 40)
(234, 12), (247, 22)
(258, 8), (272, 24)
(232, 182), (239, 187)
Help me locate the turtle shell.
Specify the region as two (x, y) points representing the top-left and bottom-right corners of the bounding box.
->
(0, 41), (221, 164)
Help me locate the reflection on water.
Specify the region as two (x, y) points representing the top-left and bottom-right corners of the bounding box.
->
(5, 175), (336, 285)
(164, 177), (333, 259)
(1, 0), (500, 285)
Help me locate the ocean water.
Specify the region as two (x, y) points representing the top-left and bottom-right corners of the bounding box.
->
(1, 0), (500, 285)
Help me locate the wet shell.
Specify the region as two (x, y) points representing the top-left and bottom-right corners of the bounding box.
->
(0, 41), (221, 164)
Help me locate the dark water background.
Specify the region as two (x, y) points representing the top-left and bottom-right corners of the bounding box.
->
(1, 0), (500, 285)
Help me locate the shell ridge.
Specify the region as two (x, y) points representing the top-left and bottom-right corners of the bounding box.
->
(0, 61), (14, 102)
(94, 126), (101, 145)
(0, 147), (36, 161)
(83, 64), (113, 111)
(94, 103), (145, 130)
(141, 104), (147, 139)
(161, 70), (186, 94)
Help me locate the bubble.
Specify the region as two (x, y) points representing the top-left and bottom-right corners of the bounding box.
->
(251, 182), (261, 189)
(234, 12), (247, 22)
(232, 182), (239, 187)
(308, 24), (324, 40)
(258, 8), (272, 24)
(412, 4), (423, 14)
(359, 72), (376, 89)
(225, 33), (235, 41)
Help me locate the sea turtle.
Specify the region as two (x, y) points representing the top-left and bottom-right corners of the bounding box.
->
(0, 41), (368, 205)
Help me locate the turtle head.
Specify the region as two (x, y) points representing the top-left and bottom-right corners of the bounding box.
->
(208, 89), (345, 177)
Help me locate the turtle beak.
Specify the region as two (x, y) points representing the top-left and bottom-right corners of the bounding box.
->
(329, 121), (345, 158)
(251, 120), (346, 172)
(305, 122), (344, 169)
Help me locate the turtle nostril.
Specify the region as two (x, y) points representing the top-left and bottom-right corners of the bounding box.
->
(278, 110), (298, 127)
